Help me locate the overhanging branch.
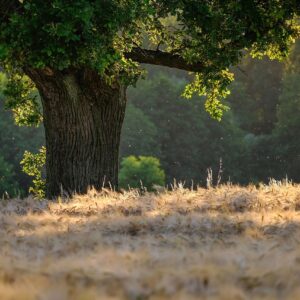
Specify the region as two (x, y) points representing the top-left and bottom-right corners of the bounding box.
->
(125, 48), (204, 72)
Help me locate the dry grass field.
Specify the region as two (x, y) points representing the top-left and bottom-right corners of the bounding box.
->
(1, 181), (300, 299)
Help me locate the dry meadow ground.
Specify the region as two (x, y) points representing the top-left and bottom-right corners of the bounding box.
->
(1, 182), (300, 299)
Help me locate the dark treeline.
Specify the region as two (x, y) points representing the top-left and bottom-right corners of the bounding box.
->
(1, 41), (300, 196)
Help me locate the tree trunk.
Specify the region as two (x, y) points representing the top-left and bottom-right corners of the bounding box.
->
(25, 68), (127, 199)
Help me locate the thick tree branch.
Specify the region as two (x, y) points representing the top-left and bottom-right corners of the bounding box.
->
(125, 48), (204, 72)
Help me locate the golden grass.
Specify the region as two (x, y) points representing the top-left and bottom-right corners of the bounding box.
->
(1, 181), (300, 299)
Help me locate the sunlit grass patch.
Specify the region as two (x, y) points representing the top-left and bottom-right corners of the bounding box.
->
(0, 181), (300, 299)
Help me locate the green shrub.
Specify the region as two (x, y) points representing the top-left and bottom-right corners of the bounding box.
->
(21, 146), (46, 198)
(119, 156), (165, 191)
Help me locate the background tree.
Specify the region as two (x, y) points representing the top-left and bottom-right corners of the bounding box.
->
(123, 69), (247, 185)
(0, 0), (299, 198)
(120, 103), (159, 158)
(272, 40), (300, 181)
(0, 154), (18, 197)
(119, 156), (165, 190)
(229, 57), (283, 134)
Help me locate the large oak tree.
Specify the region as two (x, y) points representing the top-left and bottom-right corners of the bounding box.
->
(0, 0), (299, 198)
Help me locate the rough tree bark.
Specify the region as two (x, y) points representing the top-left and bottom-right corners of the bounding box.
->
(25, 68), (127, 199)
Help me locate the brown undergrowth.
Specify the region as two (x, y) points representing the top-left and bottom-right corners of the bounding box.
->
(1, 181), (300, 299)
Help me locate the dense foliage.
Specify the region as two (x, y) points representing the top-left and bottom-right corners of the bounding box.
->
(119, 156), (165, 190)
(0, 1), (299, 119)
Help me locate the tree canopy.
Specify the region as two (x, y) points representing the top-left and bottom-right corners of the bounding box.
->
(1, 0), (299, 120)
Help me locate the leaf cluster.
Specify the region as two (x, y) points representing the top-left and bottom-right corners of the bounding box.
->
(20, 146), (46, 198)
(3, 70), (42, 126)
